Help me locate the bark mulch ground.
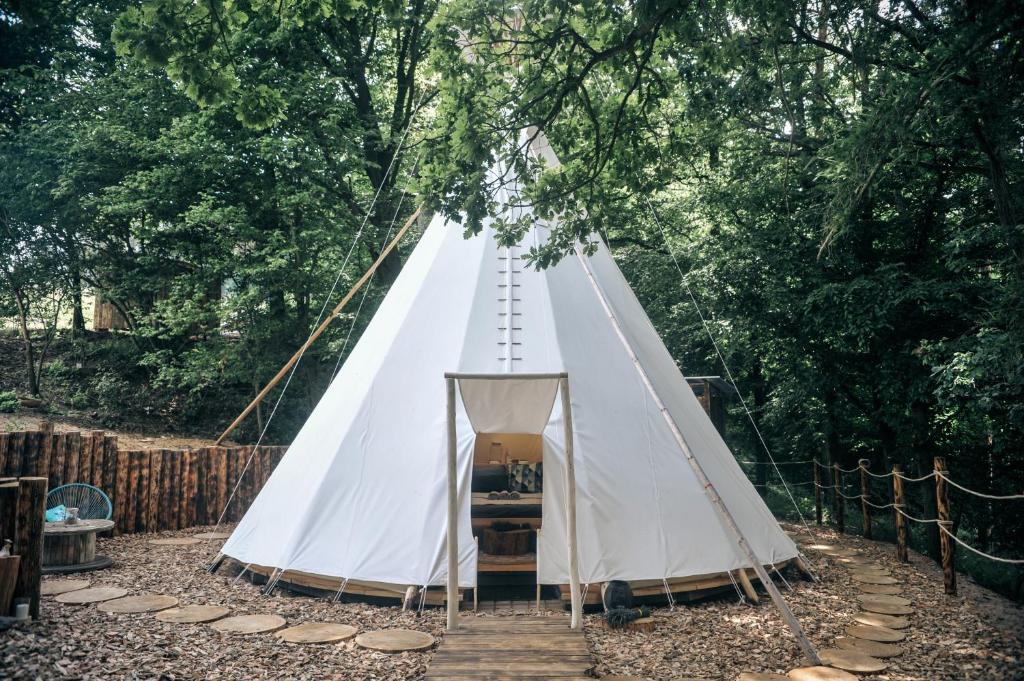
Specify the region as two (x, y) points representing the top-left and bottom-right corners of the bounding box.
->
(1, 524), (1021, 679)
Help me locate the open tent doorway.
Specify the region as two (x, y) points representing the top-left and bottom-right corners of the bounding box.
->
(445, 372), (582, 630)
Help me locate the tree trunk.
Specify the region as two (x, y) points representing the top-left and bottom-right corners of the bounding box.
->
(12, 288), (39, 396)
(70, 266), (85, 336)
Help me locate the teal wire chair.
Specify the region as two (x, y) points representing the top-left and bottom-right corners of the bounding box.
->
(46, 483), (112, 521)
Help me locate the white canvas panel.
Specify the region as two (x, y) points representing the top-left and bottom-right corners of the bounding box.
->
(458, 377), (560, 434)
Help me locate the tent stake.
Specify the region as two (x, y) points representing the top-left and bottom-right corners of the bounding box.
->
(214, 206), (423, 446)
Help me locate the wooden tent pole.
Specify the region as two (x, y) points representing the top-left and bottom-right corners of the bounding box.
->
(560, 376), (583, 631)
(445, 376), (460, 631)
(569, 243), (821, 665)
(214, 206), (423, 446)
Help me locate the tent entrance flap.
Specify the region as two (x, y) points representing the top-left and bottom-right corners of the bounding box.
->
(454, 374), (562, 434)
(444, 372), (581, 631)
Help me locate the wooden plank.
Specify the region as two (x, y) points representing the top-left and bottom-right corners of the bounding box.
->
(50, 432), (66, 490)
(113, 447), (129, 534)
(147, 450), (162, 532)
(78, 431), (93, 486)
(64, 431), (81, 484)
(90, 431), (105, 487)
(101, 436), (118, 499)
(159, 450), (173, 530)
(0, 432), (9, 478)
(13, 477), (47, 618)
(425, 616), (592, 680)
(6, 431), (26, 477)
(21, 431), (41, 477)
(130, 450), (145, 532)
(183, 449), (196, 527)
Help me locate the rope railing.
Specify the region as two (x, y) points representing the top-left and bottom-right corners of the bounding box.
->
(936, 471), (1024, 501)
(741, 459), (813, 466)
(938, 524), (1024, 565)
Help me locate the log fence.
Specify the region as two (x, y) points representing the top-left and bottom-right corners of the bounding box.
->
(0, 424), (285, 536)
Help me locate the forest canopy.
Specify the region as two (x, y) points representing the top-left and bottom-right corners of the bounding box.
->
(1, 1), (1022, 596)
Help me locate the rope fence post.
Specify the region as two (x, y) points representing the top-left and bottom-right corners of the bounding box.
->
(832, 464), (845, 534)
(893, 464), (908, 563)
(813, 459), (822, 526)
(859, 458), (872, 540)
(935, 457), (957, 596)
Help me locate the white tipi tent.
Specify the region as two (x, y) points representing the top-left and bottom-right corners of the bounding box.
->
(220, 130), (804, 635)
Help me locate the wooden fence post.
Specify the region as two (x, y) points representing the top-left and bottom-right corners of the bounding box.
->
(0, 481), (18, 548)
(832, 464), (844, 533)
(859, 458), (872, 540)
(13, 477), (47, 619)
(935, 457), (957, 596)
(892, 464), (908, 563)
(813, 459), (822, 526)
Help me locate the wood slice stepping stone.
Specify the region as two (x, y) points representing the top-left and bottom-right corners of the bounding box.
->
(787, 667), (858, 681)
(41, 579), (90, 596)
(859, 601), (913, 616)
(858, 584), (902, 595)
(836, 636), (904, 658)
(846, 564), (887, 572)
(99, 594), (179, 614)
(156, 604), (231, 623)
(857, 594), (911, 607)
(211, 614), (287, 634)
(276, 622), (357, 644)
(851, 573), (898, 585)
(846, 624), (906, 643)
(837, 555), (872, 564)
(818, 649), (888, 673)
(806, 544), (839, 552)
(853, 611), (909, 629)
(55, 586), (128, 604)
(738, 674), (788, 680)
(148, 537), (202, 546)
(193, 532), (231, 540)
(355, 629), (434, 653)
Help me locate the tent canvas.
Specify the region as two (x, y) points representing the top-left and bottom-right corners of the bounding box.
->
(220, 131), (801, 603)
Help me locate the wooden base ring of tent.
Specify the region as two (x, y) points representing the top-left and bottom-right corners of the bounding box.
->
(835, 636), (904, 658)
(148, 537), (202, 546)
(156, 604), (231, 623)
(193, 532), (231, 540)
(276, 622), (357, 644)
(55, 586), (128, 604)
(786, 666), (858, 680)
(98, 594), (179, 614)
(851, 574), (898, 585)
(354, 629), (434, 653)
(211, 614), (287, 634)
(858, 584), (902, 595)
(845, 624), (906, 642)
(853, 611), (909, 629)
(817, 649), (887, 673)
(41, 579), (90, 596)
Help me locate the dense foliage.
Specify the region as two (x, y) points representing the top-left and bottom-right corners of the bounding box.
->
(2, 1), (1022, 596)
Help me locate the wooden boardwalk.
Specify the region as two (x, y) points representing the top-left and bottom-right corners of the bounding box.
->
(424, 616), (594, 680)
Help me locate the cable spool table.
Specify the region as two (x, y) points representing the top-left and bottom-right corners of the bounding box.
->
(42, 520), (114, 574)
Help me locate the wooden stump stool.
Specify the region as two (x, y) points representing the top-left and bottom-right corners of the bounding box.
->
(42, 520), (114, 574)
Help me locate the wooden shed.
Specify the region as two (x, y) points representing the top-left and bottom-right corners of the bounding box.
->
(686, 376), (734, 436)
